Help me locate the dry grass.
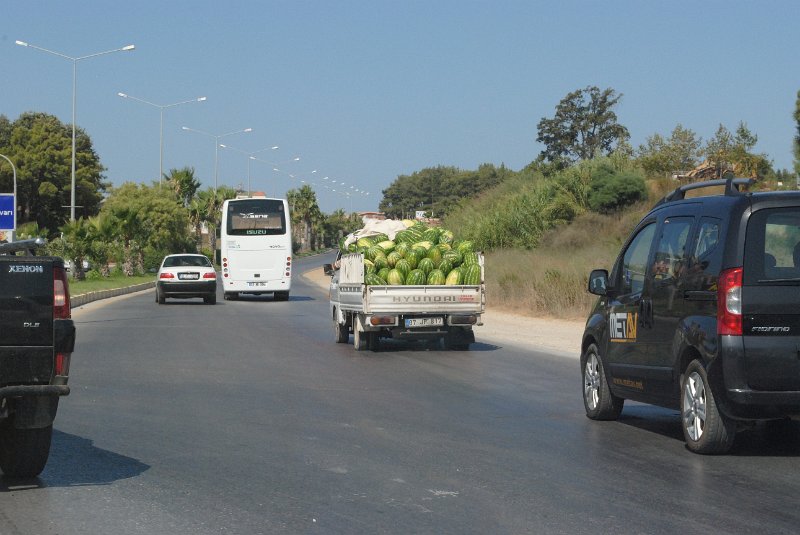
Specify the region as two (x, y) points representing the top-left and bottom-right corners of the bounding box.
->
(484, 205), (648, 319)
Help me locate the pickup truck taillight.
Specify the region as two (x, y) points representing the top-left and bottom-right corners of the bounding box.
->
(54, 266), (71, 320)
(717, 267), (743, 336)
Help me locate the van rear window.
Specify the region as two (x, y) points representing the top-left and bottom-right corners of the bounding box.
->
(744, 208), (800, 284)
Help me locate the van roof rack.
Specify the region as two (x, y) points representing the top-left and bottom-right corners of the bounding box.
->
(653, 177), (755, 207)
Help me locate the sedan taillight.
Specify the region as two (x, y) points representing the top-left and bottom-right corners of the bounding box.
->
(160, 272), (175, 279)
(203, 272), (217, 279)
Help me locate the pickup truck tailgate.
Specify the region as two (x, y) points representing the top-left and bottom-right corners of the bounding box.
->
(364, 284), (484, 314)
(0, 257), (56, 384)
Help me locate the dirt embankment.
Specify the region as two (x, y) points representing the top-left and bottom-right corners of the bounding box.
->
(301, 266), (584, 358)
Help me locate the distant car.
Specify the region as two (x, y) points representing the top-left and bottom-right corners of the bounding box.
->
(156, 254), (217, 305)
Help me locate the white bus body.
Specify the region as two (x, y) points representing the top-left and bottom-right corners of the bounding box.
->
(220, 196), (293, 301)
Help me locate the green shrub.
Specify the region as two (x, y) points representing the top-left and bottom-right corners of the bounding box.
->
(587, 166), (647, 214)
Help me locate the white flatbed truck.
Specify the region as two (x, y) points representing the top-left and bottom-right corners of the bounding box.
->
(325, 252), (485, 351)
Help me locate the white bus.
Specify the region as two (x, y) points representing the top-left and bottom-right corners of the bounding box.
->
(220, 195), (293, 301)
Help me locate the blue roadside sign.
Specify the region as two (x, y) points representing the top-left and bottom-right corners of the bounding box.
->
(0, 194), (15, 231)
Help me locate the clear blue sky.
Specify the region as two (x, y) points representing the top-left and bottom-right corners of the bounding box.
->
(3, 1), (799, 213)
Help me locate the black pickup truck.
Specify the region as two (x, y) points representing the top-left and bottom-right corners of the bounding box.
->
(0, 239), (75, 477)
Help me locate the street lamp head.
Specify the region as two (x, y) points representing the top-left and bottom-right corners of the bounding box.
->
(15, 40), (29, 47)
(243, 128), (253, 133)
(219, 144), (228, 148)
(292, 157), (300, 161)
(118, 92), (128, 98)
(272, 146), (279, 150)
(197, 97), (207, 102)
(122, 45), (135, 51)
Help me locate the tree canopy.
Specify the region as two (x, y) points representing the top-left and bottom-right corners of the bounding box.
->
(536, 86), (630, 166)
(0, 112), (107, 234)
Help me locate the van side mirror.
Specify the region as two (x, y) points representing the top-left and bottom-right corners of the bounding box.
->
(588, 269), (609, 296)
(323, 263), (334, 276)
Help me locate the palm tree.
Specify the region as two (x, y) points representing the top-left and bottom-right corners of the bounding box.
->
(59, 218), (92, 280)
(197, 186), (236, 259)
(164, 167), (201, 207)
(86, 213), (119, 276)
(287, 185), (323, 251)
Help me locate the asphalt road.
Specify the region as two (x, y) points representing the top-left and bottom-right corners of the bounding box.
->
(2, 252), (800, 534)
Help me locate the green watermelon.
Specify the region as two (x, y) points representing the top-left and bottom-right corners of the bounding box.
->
(438, 259), (453, 275)
(417, 257), (435, 275)
(406, 248), (425, 269)
(462, 264), (481, 285)
(373, 255), (388, 271)
(462, 252), (478, 266)
(365, 273), (386, 285)
(438, 230), (454, 245)
(357, 237), (375, 248)
(445, 268), (463, 285)
(378, 267), (390, 281)
(394, 259), (411, 278)
(386, 269), (404, 285)
(457, 240), (474, 254)
(426, 246), (442, 266)
(373, 233), (389, 243)
(395, 242), (410, 257)
(427, 269), (446, 285)
(377, 240), (396, 253)
(386, 251), (402, 268)
(365, 245), (383, 262)
(405, 269), (427, 285)
(423, 227), (441, 243)
(443, 250), (462, 266)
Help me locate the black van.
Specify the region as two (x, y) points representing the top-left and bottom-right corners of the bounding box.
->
(582, 177), (800, 454)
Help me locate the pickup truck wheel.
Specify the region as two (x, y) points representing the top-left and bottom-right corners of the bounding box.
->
(0, 422), (53, 478)
(681, 359), (736, 454)
(353, 328), (367, 351)
(334, 318), (349, 343)
(582, 343), (624, 420)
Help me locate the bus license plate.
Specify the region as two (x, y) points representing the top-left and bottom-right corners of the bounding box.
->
(405, 317), (443, 328)
(248, 282), (267, 287)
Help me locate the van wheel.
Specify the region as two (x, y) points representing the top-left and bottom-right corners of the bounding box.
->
(681, 359), (736, 454)
(581, 343), (624, 420)
(0, 422), (53, 478)
(334, 318), (349, 343)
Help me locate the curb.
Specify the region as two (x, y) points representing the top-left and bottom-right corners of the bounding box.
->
(71, 282), (156, 309)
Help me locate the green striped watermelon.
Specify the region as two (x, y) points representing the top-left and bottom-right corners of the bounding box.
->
(445, 268), (463, 285)
(365, 273), (387, 285)
(427, 269), (446, 285)
(462, 264), (481, 285)
(417, 257), (435, 275)
(386, 269), (404, 285)
(405, 269), (426, 285)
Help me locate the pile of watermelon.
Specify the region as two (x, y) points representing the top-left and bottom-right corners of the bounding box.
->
(343, 220), (481, 286)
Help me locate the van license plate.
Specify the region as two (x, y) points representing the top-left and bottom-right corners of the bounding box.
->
(248, 282), (267, 287)
(405, 317), (443, 328)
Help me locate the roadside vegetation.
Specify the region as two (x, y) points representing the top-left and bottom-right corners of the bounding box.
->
(3, 87), (800, 318)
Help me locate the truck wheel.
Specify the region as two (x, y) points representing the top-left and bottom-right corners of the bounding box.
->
(581, 343), (624, 420)
(0, 422), (53, 478)
(367, 332), (380, 352)
(334, 318), (349, 343)
(681, 359), (736, 454)
(353, 328), (367, 351)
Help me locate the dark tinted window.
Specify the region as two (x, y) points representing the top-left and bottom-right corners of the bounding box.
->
(616, 222), (656, 295)
(651, 217), (693, 281)
(163, 255), (212, 268)
(226, 199), (287, 236)
(744, 208), (800, 284)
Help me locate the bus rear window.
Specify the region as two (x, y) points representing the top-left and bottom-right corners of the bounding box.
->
(226, 200), (287, 236)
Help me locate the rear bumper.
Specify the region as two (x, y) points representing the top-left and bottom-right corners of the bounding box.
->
(158, 280), (216, 296)
(0, 384), (70, 399)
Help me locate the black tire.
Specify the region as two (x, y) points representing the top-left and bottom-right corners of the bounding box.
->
(157, 290), (166, 305)
(581, 343), (624, 420)
(334, 316), (349, 344)
(274, 291), (290, 301)
(681, 359), (736, 454)
(224, 292), (238, 301)
(0, 423), (53, 478)
(353, 328), (367, 351)
(367, 332), (380, 352)
(205, 293), (217, 305)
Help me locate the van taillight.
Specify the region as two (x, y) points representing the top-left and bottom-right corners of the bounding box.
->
(54, 266), (71, 319)
(717, 267), (742, 336)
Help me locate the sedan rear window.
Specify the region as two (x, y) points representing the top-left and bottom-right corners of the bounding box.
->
(163, 256), (212, 268)
(744, 208), (800, 284)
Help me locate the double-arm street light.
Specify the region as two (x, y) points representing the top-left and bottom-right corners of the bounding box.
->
(218, 144), (279, 196)
(247, 153), (301, 196)
(181, 126), (252, 192)
(15, 40), (135, 221)
(118, 92), (207, 185)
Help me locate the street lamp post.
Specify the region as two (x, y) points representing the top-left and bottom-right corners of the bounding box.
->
(118, 93), (206, 185)
(247, 154), (301, 197)
(181, 126), (253, 192)
(16, 40), (135, 221)
(218, 145), (279, 196)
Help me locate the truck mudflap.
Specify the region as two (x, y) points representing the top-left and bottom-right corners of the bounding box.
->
(0, 389), (67, 429)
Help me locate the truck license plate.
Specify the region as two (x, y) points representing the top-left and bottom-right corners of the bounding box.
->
(405, 317), (444, 328)
(248, 282), (267, 287)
